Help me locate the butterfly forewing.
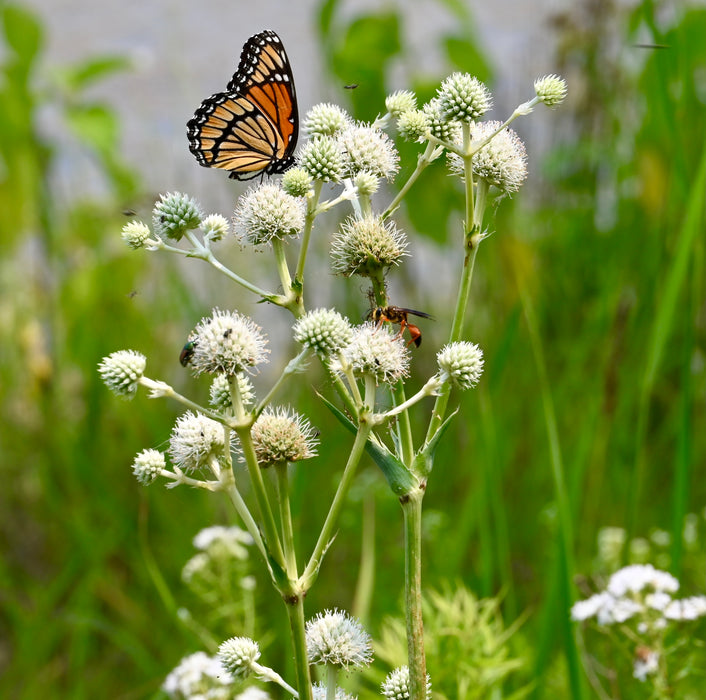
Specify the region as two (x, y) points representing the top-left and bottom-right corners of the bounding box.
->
(187, 30), (298, 180)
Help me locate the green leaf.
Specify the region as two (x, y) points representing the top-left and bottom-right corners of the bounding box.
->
(330, 13), (401, 120)
(415, 408), (458, 476)
(2, 4), (43, 66)
(59, 55), (132, 93)
(318, 393), (418, 496)
(64, 103), (119, 153)
(444, 36), (493, 83)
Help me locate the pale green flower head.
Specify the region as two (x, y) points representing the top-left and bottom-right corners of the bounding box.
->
(382, 666), (432, 700)
(534, 74), (568, 107)
(437, 72), (492, 122)
(293, 308), (353, 357)
(131, 448), (165, 485)
(218, 637), (260, 679)
(189, 308), (269, 377)
(209, 372), (255, 410)
(281, 166), (314, 197)
(385, 89), (417, 116)
(152, 191), (203, 241)
(234, 183), (305, 245)
(353, 170), (380, 196)
(298, 135), (345, 183)
(306, 609), (373, 669)
(201, 213), (229, 241)
(331, 215), (408, 278)
(437, 341), (484, 390)
(98, 349), (146, 399)
(250, 406), (319, 467)
(168, 411), (228, 472)
(303, 102), (352, 136)
(337, 124), (399, 179)
(423, 99), (461, 142)
(397, 109), (431, 142)
(121, 220), (151, 249)
(338, 323), (410, 385)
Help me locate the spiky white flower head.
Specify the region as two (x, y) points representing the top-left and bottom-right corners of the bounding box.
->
(298, 135), (345, 183)
(303, 103), (352, 136)
(201, 213), (230, 242)
(331, 215), (408, 278)
(607, 564), (679, 597)
(152, 191), (203, 241)
(131, 448), (165, 485)
(448, 121), (528, 193)
(168, 411), (228, 473)
(281, 166), (314, 197)
(293, 308), (354, 357)
(385, 89), (417, 116)
(337, 124), (399, 179)
(306, 609), (373, 669)
(193, 525), (253, 555)
(633, 647), (659, 682)
(381, 666), (432, 700)
(98, 350), (146, 399)
(162, 652), (233, 699)
(338, 323), (410, 385)
(437, 73), (492, 122)
(121, 220), (151, 249)
(189, 309), (269, 376)
(234, 183), (305, 245)
(312, 682), (357, 700)
(218, 637), (261, 679)
(422, 99), (462, 142)
(534, 74), (568, 107)
(250, 406), (318, 467)
(397, 109), (431, 143)
(436, 341), (484, 390)
(209, 372), (256, 410)
(353, 170), (380, 197)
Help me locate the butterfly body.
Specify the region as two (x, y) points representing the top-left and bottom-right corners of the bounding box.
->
(187, 30), (298, 180)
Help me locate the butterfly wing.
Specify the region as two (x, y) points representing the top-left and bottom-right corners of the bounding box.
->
(187, 30), (298, 180)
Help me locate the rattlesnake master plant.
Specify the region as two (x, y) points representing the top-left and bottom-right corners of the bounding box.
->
(101, 71), (567, 700)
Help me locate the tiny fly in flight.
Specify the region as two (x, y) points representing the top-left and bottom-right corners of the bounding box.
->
(370, 305), (433, 347)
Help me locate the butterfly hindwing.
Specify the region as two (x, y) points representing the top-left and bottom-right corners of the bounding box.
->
(187, 30), (298, 180)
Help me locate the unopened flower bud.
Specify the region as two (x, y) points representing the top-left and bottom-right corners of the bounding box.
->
(98, 350), (146, 399)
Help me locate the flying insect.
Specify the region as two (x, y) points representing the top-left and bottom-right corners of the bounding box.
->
(370, 305), (433, 347)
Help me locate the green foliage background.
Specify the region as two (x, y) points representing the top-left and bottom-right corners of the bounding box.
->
(1, 0), (705, 698)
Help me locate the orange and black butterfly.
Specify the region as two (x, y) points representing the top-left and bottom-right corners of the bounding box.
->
(187, 30), (298, 180)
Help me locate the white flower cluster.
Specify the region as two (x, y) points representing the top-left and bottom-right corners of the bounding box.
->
(162, 652), (233, 699)
(571, 564), (706, 628)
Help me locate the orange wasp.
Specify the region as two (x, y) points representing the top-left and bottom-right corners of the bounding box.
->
(370, 305), (434, 347)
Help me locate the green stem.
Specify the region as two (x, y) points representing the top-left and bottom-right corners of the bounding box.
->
(285, 594), (313, 700)
(295, 180), (323, 283)
(424, 242), (479, 445)
(236, 428), (286, 571)
(223, 480), (268, 564)
(300, 421), (373, 589)
(402, 487), (426, 700)
(255, 348), (311, 418)
(326, 665), (338, 700)
(275, 462), (298, 576)
(382, 141), (440, 220)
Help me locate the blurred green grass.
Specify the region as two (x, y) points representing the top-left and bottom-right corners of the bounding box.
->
(1, 1), (705, 698)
